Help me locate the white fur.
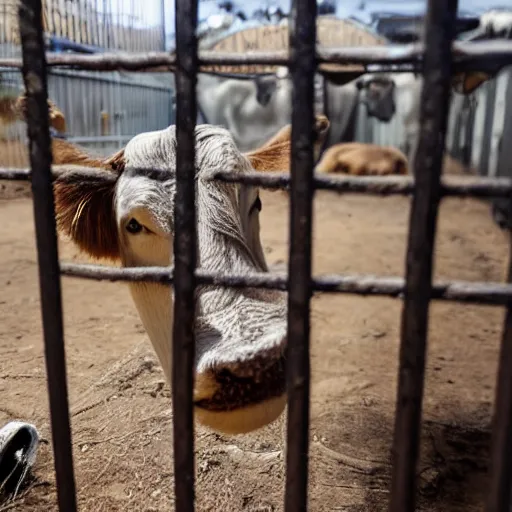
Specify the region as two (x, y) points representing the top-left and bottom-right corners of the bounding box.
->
(112, 125), (287, 433)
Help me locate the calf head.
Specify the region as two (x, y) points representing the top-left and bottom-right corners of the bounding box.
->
(52, 123), (300, 434)
(356, 76), (396, 123)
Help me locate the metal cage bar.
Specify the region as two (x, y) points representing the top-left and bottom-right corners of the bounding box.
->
(5, 167), (512, 198)
(6, 167), (512, 198)
(0, 39), (511, 71)
(17, 0), (78, 510)
(172, 0), (199, 509)
(284, 0), (317, 510)
(486, 238), (512, 511)
(54, 262), (512, 306)
(389, 0), (459, 510)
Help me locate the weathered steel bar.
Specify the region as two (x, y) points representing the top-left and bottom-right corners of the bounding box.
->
(212, 171), (512, 198)
(59, 261), (512, 306)
(389, 0), (459, 511)
(172, 0), (198, 508)
(4, 166), (512, 199)
(18, 0), (78, 511)
(284, 0), (317, 510)
(486, 227), (512, 510)
(0, 39), (510, 71)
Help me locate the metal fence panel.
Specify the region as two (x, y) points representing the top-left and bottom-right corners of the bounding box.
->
(2, 1), (512, 512)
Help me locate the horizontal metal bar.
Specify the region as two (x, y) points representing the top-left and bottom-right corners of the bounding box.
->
(48, 68), (175, 91)
(59, 262), (512, 305)
(3, 167), (512, 198)
(0, 40), (509, 72)
(66, 135), (134, 144)
(213, 171), (512, 198)
(0, 168), (32, 180)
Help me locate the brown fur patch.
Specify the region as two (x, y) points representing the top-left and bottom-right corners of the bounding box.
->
(53, 168), (120, 260)
(50, 140), (125, 261)
(245, 114), (330, 172)
(103, 148), (126, 173)
(452, 71), (491, 95)
(245, 139), (291, 173)
(0, 96), (20, 125)
(51, 138), (107, 167)
(316, 142), (409, 176)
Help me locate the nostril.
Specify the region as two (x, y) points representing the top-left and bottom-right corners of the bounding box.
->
(195, 353), (287, 412)
(215, 351), (286, 384)
(216, 367), (255, 382)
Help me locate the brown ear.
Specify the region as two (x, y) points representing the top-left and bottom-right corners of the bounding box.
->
(244, 115), (330, 172)
(53, 166), (120, 261)
(47, 99), (67, 133)
(452, 71), (491, 95)
(103, 148), (126, 173)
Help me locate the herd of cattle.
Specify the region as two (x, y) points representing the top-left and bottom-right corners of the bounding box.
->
(194, 8), (512, 169)
(0, 8), (511, 179)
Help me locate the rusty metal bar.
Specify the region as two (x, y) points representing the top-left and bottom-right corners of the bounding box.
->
(18, 0), (78, 511)
(172, 0), (198, 508)
(4, 166), (512, 199)
(486, 228), (512, 510)
(0, 39), (510, 71)
(212, 171), (512, 198)
(58, 261), (512, 306)
(389, 0), (459, 511)
(284, 0), (316, 510)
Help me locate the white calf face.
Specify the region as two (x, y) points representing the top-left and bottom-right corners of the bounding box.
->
(53, 118), (326, 434)
(113, 125), (287, 433)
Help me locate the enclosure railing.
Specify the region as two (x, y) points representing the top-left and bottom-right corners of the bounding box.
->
(1, 0), (512, 510)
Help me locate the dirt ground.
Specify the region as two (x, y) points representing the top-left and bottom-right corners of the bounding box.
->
(0, 156), (509, 511)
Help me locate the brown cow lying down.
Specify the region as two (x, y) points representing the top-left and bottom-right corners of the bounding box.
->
(256, 120), (409, 176)
(315, 142), (409, 176)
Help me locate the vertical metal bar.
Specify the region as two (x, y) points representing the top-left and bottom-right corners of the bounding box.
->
(172, 0), (198, 509)
(486, 232), (512, 511)
(17, 1), (78, 511)
(284, 0), (317, 510)
(388, 1), (458, 511)
(161, 0), (166, 51)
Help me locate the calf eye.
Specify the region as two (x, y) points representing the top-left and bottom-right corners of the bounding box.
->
(126, 218), (143, 234)
(251, 196), (262, 214)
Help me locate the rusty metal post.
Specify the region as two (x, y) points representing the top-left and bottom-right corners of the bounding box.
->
(389, 0), (459, 510)
(172, 0), (198, 509)
(18, 0), (77, 510)
(284, 0), (317, 510)
(486, 229), (512, 511)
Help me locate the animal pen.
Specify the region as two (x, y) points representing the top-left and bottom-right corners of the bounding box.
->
(2, 0), (512, 511)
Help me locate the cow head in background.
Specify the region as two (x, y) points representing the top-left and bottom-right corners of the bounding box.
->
(355, 75), (396, 123)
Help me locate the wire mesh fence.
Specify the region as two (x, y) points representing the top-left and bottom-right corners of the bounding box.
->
(1, 0), (512, 511)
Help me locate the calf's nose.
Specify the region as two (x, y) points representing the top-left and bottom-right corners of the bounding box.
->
(193, 341), (288, 434)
